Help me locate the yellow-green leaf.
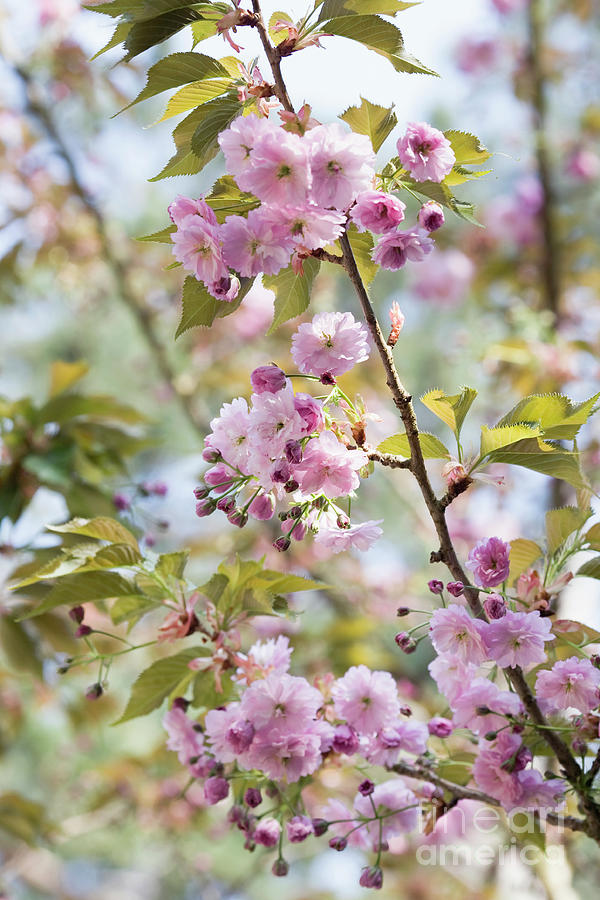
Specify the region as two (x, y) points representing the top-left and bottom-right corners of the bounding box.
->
(377, 432), (450, 459)
(508, 538), (543, 584)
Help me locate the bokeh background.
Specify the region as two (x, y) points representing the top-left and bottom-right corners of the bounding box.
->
(1, 0), (600, 897)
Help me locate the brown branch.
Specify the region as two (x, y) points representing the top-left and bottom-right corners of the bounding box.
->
(367, 450), (412, 470)
(310, 248), (344, 266)
(391, 760), (589, 835)
(13, 65), (206, 440)
(251, 1), (295, 114)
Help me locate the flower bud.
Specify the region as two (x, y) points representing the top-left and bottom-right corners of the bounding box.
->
(227, 508), (248, 528)
(311, 818), (328, 837)
(202, 447), (221, 463)
(286, 815), (313, 843)
(244, 788), (262, 808)
(195, 498), (216, 518)
(75, 624), (93, 638)
(172, 696), (189, 712)
(418, 200), (445, 232)
(273, 537), (291, 552)
(271, 459), (291, 483)
(194, 486), (210, 500)
(484, 593), (507, 620)
(250, 365), (287, 395)
(428, 716), (453, 738)
(284, 479), (299, 493)
(400, 705), (412, 717)
(484, 731), (498, 741)
(204, 776), (229, 805)
(573, 738), (588, 755)
(358, 779), (375, 796)
(272, 858), (289, 877)
(216, 496), (236, 514)
(329, 835), (347, 851)
(428, 579), (444, 595)
(446, 581), (464, 597)
(320, 372), (336, 385)
(85, 683), (103, 700)
(396, 606), (410, 617)
(112, 492), (130, 511)
(69, 605), (85, 624)
(359, 866), (383, 890)
(248, 493), (275, 521)
(332, 724), (360, 756)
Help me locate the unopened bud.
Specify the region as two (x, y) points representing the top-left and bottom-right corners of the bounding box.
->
(202, 447), (221, 463)
(272, 858), (289, 877)
(244, 788), (262, 808)
(484, 731), (498, 741)
(329, 835), (347, 851)
(273, 537), (291, 552)
(69, 605), (85, 624)
(311, 818), (328, 837)
(85, 683), (103, 700)
(227, 508), (248, 528)
(75, 624), (93, 638)
(320, 372), (336, 385)
(396, 606), (410, 617)
(358, 779), (375, 796)
(284, 479), (299, 493)
(428, 579), (444, 595)
(194, 486), (210, 500)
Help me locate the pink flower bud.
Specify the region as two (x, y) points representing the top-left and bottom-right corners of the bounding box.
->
(447, 581), (464, 597)
(359, 866), (383, 890)
(272, 858), (289, 877)
(329, 835), (348, 851)
(250, 365), (287, 394)
(204, 776), (229, 805)
(244, 788), (262, 808)
(248, 493), (275, 521)
(427, 716), (453, 738)
(69, 606), (85, 624)
(195, 498), (216, 517)
(428, 579), (444, 595)
(418, 200), (445, 232)
(85, 683), (103, 700)
(254, 817), (281, 848)
(484, 592), (507, 620)
(286, 815), (313, 843)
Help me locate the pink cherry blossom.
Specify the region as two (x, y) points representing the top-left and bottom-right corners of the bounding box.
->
(305, 123), (376, 210)
(218, 113), (274, 178)
(429, 605), (489, 664)
(240, 672), (322, 730)
(467, 536), (510, 588)
(314, 519), (383, 554)
(206, 397), (251, 471)
(291, 311), (370, 378)
(350, 190), (406, 234)
(240, 128), (310, 205)
(428, 655), (478, 706)
(168, 195), (217, 228)
(205, 703), (253, 764)
(278, 205), (346, 250)
(248, 492), (275, 520)
(485, 610), (554, 669)
(163, 707), (210, 776)
(516, 770), (565, 811)
(332, 664), (400, 734)
(451, 678), (522, 735)
(253, 817), (281, 847)
(354, 779), (419, 844)
(246, 727), (323, 781)
(294, 431), (367, 498)
(245, 635), (292, 679)
(363, 720), (428, 766)
(221, 208), (294, 277)
(287, 816), (313, 843)
(372, 228), (434, 270)
(473, 731), (524, 809)
(535, 656), (600, 713)
(417, 200), (445, 232)
(397, 122), (455, 183)
(170, 214), (228, 283)
(250, 365), (287, 395)
(248, 385), (306, 459)
(293, 392), (325, 434)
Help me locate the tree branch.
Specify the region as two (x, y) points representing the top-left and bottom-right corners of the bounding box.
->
(251, 1), (295, 114)
(367, 450), (412, 470)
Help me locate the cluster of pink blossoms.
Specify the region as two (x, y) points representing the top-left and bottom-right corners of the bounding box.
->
(194, 310), (383, 554)
(168, 115), (456, 297)
(164, 637), (442, 880)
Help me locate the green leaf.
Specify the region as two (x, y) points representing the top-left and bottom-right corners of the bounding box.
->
(18, 572), (142, 620)
(482, 439), (589, 490)
(268, 10), (294, 44)
(546, 506), (592, 554)
(110, 595), (163, 626)
(444, 130), (491, 166)
(205, 175), (260, 223)
(317, 1), (419, 22)
(436, 752), (476, 787)
(346, 225), (378, 287)
(508, 539), (543, 584)
(340, 96), (397, 152)
(49, 361), (89, 397)
(265, 257), (321, 334)
(155, 77), (233, 123)
(155, 551), (189, 580)
(0, 617), (43, 678)
(47, 516), (139, 549)
(115, 646), (210, 724)
(0, 793), (54, 845)
(190, 17), (220, 46)
(576, 557), (600, 580)
(124, 9), (205, 61)
(393, 168), (480, 224)
(497, 392), (600, 440)
(91, 21), (132, 59)
(584, 523), (600, 551)
(377, 432), (449, 459)
(119, 51), (229, 113)
(138, 224), (176, 243)
(323, 15), (437, 76)
(175, 275), (254, 336)
(38, 393), (147, 426)
(421, 387), (477, 438)
(479, 423), (542, 459)
(190, 95), (241, 159)
(192, 669), (234, 709)
(198, 573), (229, 605)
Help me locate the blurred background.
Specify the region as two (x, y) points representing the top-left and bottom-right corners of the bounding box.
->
(1, 0), (600, 897)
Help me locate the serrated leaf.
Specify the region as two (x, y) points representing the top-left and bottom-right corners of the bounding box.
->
(421, 387), (477, 438)
(479, 424), (542, 459)
(138, 224), (176, 243)
(483, 439), (589, 490)
(123, 9), (205, 61)
(110, 595), (163, 626)
(394, 168), (481, 224)
(346, 226), (378, 287)
(119, 51), (229, 114)
(444, 130), (491, 166)
(91, 21), (132, 59)
(49, 361), (89, 397)
(190, 95), (241, 158)
(377, 432), (449, 459)
(508, 539), (543, 584)
(340, 96), (397, 152)
(436, 752), (476, 787)
(546, 507), (592, 554)
(585, 523), (600, 551)
(576, 557), (600, 580)
(323, 15), (437, 76)
(154, 77), (233, 123)
(47, 516), (139, 549)
(204, 175), (260, 223)
(318, 1), (419, 23)
(114, 646), (210, 724)
(198, 573), (229, 605)
(265, 257), (321, 333)
(175, 275), (254, 336)
(18, 572), (141, 620)
(155, 551), (189, 580)
(497, 392), (600, 440)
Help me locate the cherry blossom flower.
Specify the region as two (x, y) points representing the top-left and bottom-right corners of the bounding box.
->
(218, 114), (274, 176)
(168, 195), (218, 228)
(467, 536), (510, 588)
(294, 431), (367, 497)
(451, 678), (523, 735)
(221, 208), (294, 276)
(535, 656), (600, 713)
(287, 816), (313, 843)
(170, 214), (228, 283)
(397, 122), (455, 183)
(372, 228), (434, 271)
(429, 605), (489, 664)
(163, 706), (210, 776)
(473, 731), (524, 809)
(354, 779), (419, 844)
(240, 672), (322, 730)
(349, 190), (406, 234)
(363, 720), (428, 766)
(250, 365), (287, 395)
(332, 665), (400, 734)
(240, 128), (310, 205)
(205, 397), (251, 471)
(417, 200), (445, 232)
(305, 123), (376, 210)
(291, 311), (370, 378)
(253, 818), (281, 848)
(278, 205), (346, 250)
(428, 655), (478, 706)
(485, 610), (554, 669)
(314, 519), (383, 553)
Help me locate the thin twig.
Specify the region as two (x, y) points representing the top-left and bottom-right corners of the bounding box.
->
(367, 450), (412, 470)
